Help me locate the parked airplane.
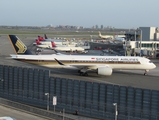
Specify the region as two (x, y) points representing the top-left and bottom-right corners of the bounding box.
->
(8, 35), (156, 76)
(36, 41), (85, 52)
(98, 31), (114, 39)
(35, 38), (77, 46)
(98, 31), (126, 42)
(35, 34), (86, 52)
(35, 34), (78, 47)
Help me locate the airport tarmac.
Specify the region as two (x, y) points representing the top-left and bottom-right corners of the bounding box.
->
(0, 34), (159, 90)
(0, 34), (159, 119)
(0, 34), (159, 85)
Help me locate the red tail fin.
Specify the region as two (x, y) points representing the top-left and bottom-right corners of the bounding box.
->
(44, 34), (48, 39)
(36, 39), (40, 45)
(38, 36), (44, 41)
(51, 41), (56, 48)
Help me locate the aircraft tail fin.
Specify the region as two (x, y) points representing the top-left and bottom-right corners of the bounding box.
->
(51, 41), (56, 48)
(8, 35), (32, 55)
(98, 31), (102, 36)
(36, 39), (41, 45)
(38, 36), (44, 41)
(44, 34), (48, 39)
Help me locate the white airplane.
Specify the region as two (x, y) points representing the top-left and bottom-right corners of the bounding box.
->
(114, 35), (126, 43)
(8, 35), (156, 76)
(98, 31), (114, 39)
(34, 34), (78, 47)
(35, 35), (85, 52)
(98, 31), (126, 43)
(36, 39), (77, 47)
(36, 41), (85, 52)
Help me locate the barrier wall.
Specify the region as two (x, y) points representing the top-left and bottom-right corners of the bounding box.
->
(0, 65), (159, 120)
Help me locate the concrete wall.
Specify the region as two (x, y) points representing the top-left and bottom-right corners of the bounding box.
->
(139, 27), (156, 41)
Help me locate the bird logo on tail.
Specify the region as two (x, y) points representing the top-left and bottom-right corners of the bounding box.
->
(8, 35), (32, 55)
(15, 39), (27, 53)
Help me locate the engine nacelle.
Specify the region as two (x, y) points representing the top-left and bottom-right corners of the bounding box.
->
(97, 67), (112, 76)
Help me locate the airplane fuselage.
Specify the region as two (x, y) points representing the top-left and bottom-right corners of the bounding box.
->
(10, 54), (156, 70)
(8, 34), (156, 76)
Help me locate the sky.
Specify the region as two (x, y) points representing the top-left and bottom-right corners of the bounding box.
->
(0, 0), (159, 28)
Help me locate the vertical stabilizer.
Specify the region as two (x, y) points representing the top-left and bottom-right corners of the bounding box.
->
(98, 31), (102, 37)
(51, 41), (56, 48)
(8, 35), (32, 55)
(44, 34), (48, 39)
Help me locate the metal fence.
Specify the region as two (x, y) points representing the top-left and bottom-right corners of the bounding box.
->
(0, 65), (159, 120)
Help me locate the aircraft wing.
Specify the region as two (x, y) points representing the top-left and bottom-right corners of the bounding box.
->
(68, 64), (98, 70)
(54, 58), (107, 70)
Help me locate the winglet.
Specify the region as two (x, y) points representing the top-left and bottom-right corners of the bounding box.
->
(8, 35), (32, 55)
(54, 58), (65, 65)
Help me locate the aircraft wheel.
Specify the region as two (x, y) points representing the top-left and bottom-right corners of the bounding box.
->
(144, 70), (148, 76)
(84, 72), (88, 76)
(79, 72), (88, 76)
(78, 70), (81, 73)
(144, 73), (147, 76)
(79, 72), (83, 76)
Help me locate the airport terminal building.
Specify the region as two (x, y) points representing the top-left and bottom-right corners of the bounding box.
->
(124, 27), (159, 58)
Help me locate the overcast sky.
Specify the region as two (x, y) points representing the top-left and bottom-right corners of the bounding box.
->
(0, 0), (159, 28)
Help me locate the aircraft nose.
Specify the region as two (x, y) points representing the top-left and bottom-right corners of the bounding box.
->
(153, 63), (156, 69)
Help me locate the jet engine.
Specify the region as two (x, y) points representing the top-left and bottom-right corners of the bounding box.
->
(97, 67), (112, 76)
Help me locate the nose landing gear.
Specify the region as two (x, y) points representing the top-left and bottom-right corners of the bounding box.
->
(144, 70), (149, 75)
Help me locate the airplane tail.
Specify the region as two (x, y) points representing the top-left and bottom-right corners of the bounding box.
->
(36, 39), (41, 45)
(44, 34), (48, 39)
(51, 41), (56, 48)
(98, 31), (102, 36)
(8, 35), (32, 55)
(38, 36), (44, 41)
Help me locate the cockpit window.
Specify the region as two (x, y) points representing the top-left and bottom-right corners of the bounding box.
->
(149, 61), (153, 63)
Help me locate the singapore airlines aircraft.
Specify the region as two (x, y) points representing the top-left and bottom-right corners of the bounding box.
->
(8, 35), (156, 76)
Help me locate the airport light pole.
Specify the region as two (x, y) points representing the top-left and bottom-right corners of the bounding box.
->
(113, 103), (118, 120)
(138, 29), (142, 56)
(45, 93), (49, 111)
(134, 30), (136, 41)
(125, 42), (127, 56)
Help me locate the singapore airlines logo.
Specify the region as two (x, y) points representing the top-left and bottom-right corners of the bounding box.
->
(15, 40), (27, 53)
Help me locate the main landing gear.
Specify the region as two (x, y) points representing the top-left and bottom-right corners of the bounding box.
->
(144, 70), (149, 76)
(78, 70), (88, 76)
